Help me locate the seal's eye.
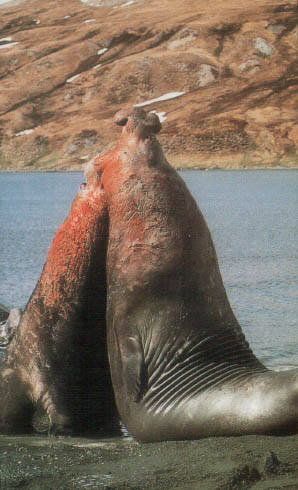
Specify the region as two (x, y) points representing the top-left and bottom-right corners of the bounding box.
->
(80, 182), (87, 190)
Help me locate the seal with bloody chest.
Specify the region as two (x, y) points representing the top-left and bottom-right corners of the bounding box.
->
(0, 180), (118, 435)
(91, 107), (298, 443)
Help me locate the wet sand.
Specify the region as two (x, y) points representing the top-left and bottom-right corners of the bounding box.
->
(1, 433), (298, 489)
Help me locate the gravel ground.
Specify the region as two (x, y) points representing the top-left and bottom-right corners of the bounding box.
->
(1, 433), (298, 489)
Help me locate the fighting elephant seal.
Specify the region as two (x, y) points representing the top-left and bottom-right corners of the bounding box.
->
(0, 307), (22, 348)
(0, 304), (9, 323)
(90, 107), (298, 443)
(0, 180), (118, 435)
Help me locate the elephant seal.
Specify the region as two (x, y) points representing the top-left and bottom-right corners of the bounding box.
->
(90, 107), (298, 442)
(0, 307), (22, 348)
(0, 179), (118, 435)
(0, 304), (9, 323)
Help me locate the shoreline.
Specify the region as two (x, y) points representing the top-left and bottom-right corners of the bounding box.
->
(1, 149), (297, 173)
(1, 165), (298, 173)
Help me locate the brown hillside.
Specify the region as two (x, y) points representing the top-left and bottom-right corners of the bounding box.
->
(0, 0), (297, 170)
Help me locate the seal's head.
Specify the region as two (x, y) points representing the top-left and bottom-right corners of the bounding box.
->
(114, 107), (162, 141)
(86, 107), (164, 185)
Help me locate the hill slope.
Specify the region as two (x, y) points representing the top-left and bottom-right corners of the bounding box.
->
(0, 0), (297, 170)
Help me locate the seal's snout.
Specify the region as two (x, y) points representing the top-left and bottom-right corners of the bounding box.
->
(114, 107), (162, 138)
(114, 110), (129, 127)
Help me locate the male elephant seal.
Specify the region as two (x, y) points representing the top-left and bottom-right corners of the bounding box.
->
(0, 304), (10, 323)
(0, 307), (22, 348)
(90, 107), (298, 443)
(0, 179), (118, 435)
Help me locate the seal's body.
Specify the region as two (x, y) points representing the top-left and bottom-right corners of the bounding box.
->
(93, 108), (298, 442)
(0, 182), (117, 434)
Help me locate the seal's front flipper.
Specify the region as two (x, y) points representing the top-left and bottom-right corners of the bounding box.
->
(121, 336), (147, 403)
(0, 371), (34, 433)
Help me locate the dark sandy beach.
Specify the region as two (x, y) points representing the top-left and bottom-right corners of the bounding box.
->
(1, 433), (298, 489)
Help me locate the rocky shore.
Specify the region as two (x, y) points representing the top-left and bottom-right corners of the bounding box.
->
(0, 0), (297, 171)
(1, 433), (298, 489)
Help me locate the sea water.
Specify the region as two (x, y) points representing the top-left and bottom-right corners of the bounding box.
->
(0, 170), (297, 370)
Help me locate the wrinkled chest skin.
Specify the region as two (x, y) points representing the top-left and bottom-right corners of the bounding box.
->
(97, 107), (298, 443)
(0, 181), (119, 435)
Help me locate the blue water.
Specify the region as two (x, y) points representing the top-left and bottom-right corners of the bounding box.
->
(0, 170), (297, 370)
